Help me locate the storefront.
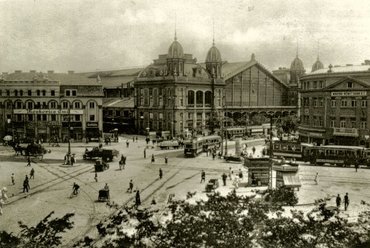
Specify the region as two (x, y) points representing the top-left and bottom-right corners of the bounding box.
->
(86, 122), (100, 140)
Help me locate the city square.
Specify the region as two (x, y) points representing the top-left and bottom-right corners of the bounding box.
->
(1, 0), (370, 247)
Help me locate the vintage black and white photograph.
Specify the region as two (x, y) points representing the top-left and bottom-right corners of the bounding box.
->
(1, 0), (370, 247)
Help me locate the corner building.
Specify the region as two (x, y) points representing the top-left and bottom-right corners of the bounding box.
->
(299, 61), (370, 146)
(0, 71), (103, 142)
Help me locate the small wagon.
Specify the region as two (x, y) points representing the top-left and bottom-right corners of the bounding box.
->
(205, 179), (219, 192)
(98, 189), (110, 202)
(95, 159), (109, 172)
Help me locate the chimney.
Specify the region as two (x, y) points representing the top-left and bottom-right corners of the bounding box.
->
(15, 70), (22, 73)
(30, 70), (36, 73)
(68, 70), (74, 74)
(364, 60), (370, 65)
(47, 70), (54, 74)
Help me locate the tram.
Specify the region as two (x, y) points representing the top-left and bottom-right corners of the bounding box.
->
(225, 124), (272, 140)
(271, 140), (370, 166)
(184, 135), (222, 157)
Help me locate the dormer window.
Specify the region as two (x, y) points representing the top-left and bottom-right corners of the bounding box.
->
(347, 82), (353, 88)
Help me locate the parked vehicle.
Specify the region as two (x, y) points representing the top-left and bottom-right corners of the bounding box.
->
(95, 159), (109, 172)
(158, 140), (180, 150)
(83, 147), (119, 162)
(205, 179), (219, 192)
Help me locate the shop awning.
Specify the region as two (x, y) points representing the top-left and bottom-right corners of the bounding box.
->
(283, 174), (301, 187)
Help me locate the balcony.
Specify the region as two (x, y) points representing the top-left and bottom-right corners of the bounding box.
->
(332, 128), (359, 137)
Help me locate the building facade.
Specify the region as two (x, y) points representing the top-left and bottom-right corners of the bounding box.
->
(299, 61), (370, 146)
(134, 36), (297, 137)
(0, 71), (103, 142)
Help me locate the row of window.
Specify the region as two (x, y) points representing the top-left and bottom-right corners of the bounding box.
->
(302, 98), (368, 108)
(3, 101), (96, 109)
(301, 115), (367, 129)
(301, 80), (326, 90)
(0, 89), (78, 97)
(11, 114), (96, 122)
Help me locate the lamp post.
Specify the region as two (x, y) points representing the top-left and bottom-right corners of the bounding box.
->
(66, 107), (72, 164)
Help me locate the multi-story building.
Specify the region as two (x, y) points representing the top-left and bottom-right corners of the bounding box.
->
(299, 60), (370, 147)
(0, 70), (103, 142)
(135, 35), (297, 137)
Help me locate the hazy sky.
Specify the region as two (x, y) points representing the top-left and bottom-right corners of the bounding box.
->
(1, 0), (370, 73)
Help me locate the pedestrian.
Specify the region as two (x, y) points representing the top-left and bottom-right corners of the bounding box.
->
(228, 167), (232, 180)
(200, 170), (206, 183)
(159, 168), (163, 179)
(151, 154), (155, 163)
(136, 136), (138, 142)
(104, 183), (109, 191)
(252, 146), (256, 155)
(132, 136), (135, 142)
(355, 162), (359, 172)
(128, 179), (133, 193)
(11, 173), (15, 185)
(206, 149), (209, 157)
(344, 193), (349, 211)
(30, 168), (35, 179)
(314, 172), (319, 185)
(212, 152), (216, 160)
(126, 140), (129, 148)
(135, 190), (141, 207)
(144, 148), (147, 159)
(222, 173), (227, 186)
(238, 169), (243, 179)
(27, 156), (31, 166)
(94, 172), (98, 182)
(23, 176), (30, 193)
(164, 156), (168, 165)
(336, 194), (341, 209)
(70, 155), (75, 166)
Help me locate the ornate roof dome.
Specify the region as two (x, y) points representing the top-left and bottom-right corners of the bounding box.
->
(311, 57), (324, 72)
(206, 45), (222, 63)
(167, 38), (184, 59)
(290, 56), (305, 72)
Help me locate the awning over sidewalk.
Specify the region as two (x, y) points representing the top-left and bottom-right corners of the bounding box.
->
(283, 174), (301, 188)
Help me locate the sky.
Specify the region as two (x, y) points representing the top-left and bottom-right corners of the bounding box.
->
(1, 0), (370, 73)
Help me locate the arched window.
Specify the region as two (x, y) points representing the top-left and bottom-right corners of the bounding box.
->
(62, 101), (70, 109)
(14, 90), (18, 96)
(20, 90), (23, 96)
(196, 91), (203, 105)
(74, 101), (82, 109)
(205, 91), (212, 106)
(49, 101), (58, 109)
(26, 101), (34, 110)
(188, 90), (194, 105)
(15, 100), (23, 109)
(153, 88), (158, 106)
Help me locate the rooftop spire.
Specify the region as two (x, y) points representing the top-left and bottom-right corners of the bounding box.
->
(174, 13), (177, 41)
(212, 18), (215, 46)
(296, 39), (299, 58)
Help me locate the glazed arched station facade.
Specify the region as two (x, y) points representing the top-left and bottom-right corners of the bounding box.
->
(0, 71), (103, 142)
(134, 36), (298, 137)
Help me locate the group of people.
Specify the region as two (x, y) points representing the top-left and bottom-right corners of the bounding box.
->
(336, 193), (350, 211)
(119, 155), (127, 170)
(64, 153), (76, 166)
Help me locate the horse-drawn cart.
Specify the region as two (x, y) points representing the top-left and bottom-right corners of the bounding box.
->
(98, 189), (110, 202)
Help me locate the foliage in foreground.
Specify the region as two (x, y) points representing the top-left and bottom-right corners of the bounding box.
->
(0, 211), (74, 248)
(76, 188), (370, 248)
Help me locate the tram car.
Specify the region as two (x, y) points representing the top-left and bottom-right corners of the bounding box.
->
(184, 135), (221, 157)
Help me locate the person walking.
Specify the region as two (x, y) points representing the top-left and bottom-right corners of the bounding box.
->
(151, 154), (155, 163)
(94, 172), (98, 182)
(238, 169), (243, 179)
(314, 172), (319, 185)
(336, 194), (342, 209)
(228, 167), (233, 180)
(27, 156), (31, 167)
(126, 140), (130, 148)
(128, 179), (134, 193)
(144, 148), (147, 159)
(104, 183), (109, 191)
(164, 156), (168, 165)
(135, 136), (138, 142)
(355, 162), (359, 172)
(222, 173), (227, 186)
(159, 168), (163, 179)
(135, 190), (141, 207)
(23, 176), (30, 193)
(11, 173), (15, 185)
(70, 155), (75, 166)
(344, 193), (350, 211)
(132, 136), (135, 142)
(30, 168), (35, 179)
(200, 170), (206, 183)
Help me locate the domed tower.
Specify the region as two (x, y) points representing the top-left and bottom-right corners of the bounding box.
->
(290, 53), (305, 84)
(205, 39), (222, 78)
(167, 32), (185, 76)
(311, 57), (324, 72)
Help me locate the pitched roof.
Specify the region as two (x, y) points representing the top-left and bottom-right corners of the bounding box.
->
(2, 72), (99, 85)
(325, 76), (370, 89)
(101, 76), (136, 88)
(103, 98), (134, 108)
(308, 65), (370, 75)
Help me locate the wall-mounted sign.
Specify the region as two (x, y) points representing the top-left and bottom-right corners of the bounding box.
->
(331, 91), (367, 97)
(86, 122), (98, 128)
(333, 128), (358, 137)
(13, 109), (84, 114)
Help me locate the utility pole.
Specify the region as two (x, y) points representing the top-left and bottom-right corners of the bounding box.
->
(67, 106), (71, 164)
